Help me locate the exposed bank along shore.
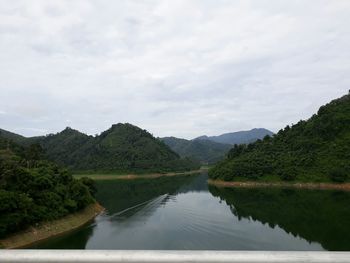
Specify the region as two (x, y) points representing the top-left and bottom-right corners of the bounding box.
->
(75, 169), (206, 180)
(0, 203), (104, 249)
(208, 179), (350, 191)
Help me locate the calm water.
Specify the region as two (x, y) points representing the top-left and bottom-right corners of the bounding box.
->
(33, 172), (350, 250)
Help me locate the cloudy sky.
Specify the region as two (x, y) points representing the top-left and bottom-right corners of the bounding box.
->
(0, 0), (349, 139)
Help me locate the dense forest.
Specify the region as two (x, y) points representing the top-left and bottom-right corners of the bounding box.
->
(160, 137), (232, 164)
(209, 93), (350, 182)
(0, 123), (200, 174)
(0, 136), (96, 238)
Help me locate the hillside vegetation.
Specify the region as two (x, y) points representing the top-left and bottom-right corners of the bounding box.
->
(209, 93), (350, 182)
(161, 128), (273, 165)
(160, 137), (232, 164)
(1, 123), (200, 173)
(0, 137), (96, 238)
(0, 129), (27, 145)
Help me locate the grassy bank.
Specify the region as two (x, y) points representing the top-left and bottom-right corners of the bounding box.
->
(74, 168), (206, 180)
(208, 179), (350, 191)
(0, 203), (104, 249)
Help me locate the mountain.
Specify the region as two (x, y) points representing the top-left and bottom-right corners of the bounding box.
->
(0, 128), (27, 144)
(35, 127), (92, 168)
(161, 128), (274, 165)
(195, 128), (274, 145)
(0, 124), (200, 173)
(160, 137), (232, 164)
(209, 93), (350, 182)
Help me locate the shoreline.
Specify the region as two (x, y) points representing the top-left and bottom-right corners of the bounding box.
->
(75, 169), (205, 180)
(208, 179), (350, 191)
(0, 203), (104, 249)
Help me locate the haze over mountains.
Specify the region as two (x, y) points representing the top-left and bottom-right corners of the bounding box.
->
(161, 128), (273, 164)
(195, 128), (274, 145)
(160, 137), (232, 165)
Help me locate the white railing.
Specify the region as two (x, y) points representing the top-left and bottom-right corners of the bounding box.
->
(0, 250), (350, 263)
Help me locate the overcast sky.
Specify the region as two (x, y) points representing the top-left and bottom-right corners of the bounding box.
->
(0, 0), (349, 139)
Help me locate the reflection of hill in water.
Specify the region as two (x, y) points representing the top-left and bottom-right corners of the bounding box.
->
(31, 220), (95, 249)
(95, 174), (199, 215)
(176, 172), (208, 193)
(209, 186), (350, 251)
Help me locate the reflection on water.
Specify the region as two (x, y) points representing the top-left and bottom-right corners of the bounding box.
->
(95, 174), (200, 215)
(32, 172), (350, 250)
(209, 186), (350, 251)
(31, 220), (95, 249)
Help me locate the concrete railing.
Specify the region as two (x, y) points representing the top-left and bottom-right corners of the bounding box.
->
(1, 250), (350, 263)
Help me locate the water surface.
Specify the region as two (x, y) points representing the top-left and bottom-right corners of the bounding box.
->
(33, 172), (350, 250)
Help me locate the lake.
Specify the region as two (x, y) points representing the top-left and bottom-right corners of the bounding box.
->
(32, 172), (350, 250)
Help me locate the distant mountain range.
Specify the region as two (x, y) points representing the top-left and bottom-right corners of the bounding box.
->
(0, 124), (200, 173)
(0, 125), (274, 169)
(160, 137), (232, 165)
(195, 128), (274, 145)
(209, 93), (350, 182)
(161, 128), (274, 164)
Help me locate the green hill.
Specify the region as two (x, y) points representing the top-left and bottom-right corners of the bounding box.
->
(1, 124), (200, 173)
(160, 137), (232, 164)
(0, 128), (27, 144)
(209, 93), (350, 182)
(34, 127), (92, 169)
(0, 136), (96, 238)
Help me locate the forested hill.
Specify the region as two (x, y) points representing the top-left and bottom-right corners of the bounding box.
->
(160, 137), (232, 164)
(195, 128), (273, 145)
(0, 128), (27, 144)
(160, 128), (274, 165)
(0, 135), (96, 238)
(209, 93), (350, 183)
(0, 124), (200, 173)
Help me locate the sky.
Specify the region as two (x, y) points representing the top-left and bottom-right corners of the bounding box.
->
(0, 0), (349, 139)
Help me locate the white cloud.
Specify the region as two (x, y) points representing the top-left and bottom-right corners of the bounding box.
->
(0, 0), (349, 138)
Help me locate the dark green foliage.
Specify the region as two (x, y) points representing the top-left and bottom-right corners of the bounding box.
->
(227, 144), (245, 159)
(160, 137), (232, 164)
(209, 94), (350, 182)
(25, 143), (44, 161)
(329, 167), (348, 182)
(79, 177), (97, 196)
(0, 129), (27, 145)
(0, 137), (95, 238)
(7, 124), (200, 173)
(35, 127), (91, 168)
